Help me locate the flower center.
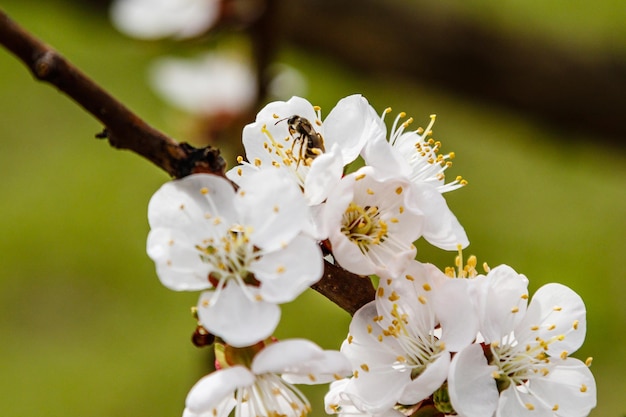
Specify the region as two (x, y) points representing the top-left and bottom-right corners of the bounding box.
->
(195, 225), (260, 286)
(382, 109), (466, 192)
(489, 334), (563, 391)
(387, 304), (445, 379)
(341, 203), (388, 253)
(238, 373), (312, 417)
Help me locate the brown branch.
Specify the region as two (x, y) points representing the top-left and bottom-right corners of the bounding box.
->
(0, 9), (225, 178)
(315, 261), (375, 316)
(0, 8), (374, 314)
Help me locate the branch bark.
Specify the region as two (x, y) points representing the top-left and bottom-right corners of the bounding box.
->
(0, 8), (375, 315)
(0, 9), (225, 178)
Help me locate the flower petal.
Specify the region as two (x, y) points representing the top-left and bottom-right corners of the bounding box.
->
(407, 182), (469, 250)
(252, 339), (324, 375)
(528, 357), (596, 417)
(197, 285), (280, 347)
(433, 277), (480, 352)
(235, 169), (310, 252)
(323, 94), (385, 164)
(398, 351), (450, 405)
(478, 265), (529, 343)
(185, 366), (253, 414)
(304, 146), (344, 205)
(148, 174), (236, 231)
(516, 283), (587, 357)
(281, 350), (351, 385)
(146, 227), (212, 291)
(448, 344), (500, 417)
(252, 234), (323, 303)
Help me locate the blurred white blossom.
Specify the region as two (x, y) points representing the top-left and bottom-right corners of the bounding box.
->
(110, 0), (219, 39)
(150, 53), (257, 117)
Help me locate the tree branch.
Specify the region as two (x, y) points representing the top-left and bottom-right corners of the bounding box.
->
(0, 8), (375, 315)
(315, 262), (375, 315)
(0, 9), (225, 178)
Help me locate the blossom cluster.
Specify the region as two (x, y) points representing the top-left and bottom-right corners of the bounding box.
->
(146, 95), (596, 417)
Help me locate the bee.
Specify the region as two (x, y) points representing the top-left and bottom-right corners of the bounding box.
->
(276, 115), (325, 167)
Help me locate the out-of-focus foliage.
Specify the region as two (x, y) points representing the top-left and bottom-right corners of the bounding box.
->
(0, 1), (624, 417)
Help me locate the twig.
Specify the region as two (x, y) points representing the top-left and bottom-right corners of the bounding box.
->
(0, 9), (225, 178)
(0, 8), (375, 314)
(314, 261), (375, 316)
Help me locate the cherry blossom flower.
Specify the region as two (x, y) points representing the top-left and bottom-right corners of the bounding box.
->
(362, 112), (468, 251)
(146, 171), (323, 346)
(334, 261), (478, 414)
(149, 52), (256, 116)
(226, 95), (385, 206)
(110, 0), (219, 40)
(448, 275), (596, 417)
(363, 112), (465, 193)
(183, 339), (351, 417)
(323, 166), (424, 276)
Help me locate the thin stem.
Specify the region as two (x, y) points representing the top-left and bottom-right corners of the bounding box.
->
(0, 8), (225, 179)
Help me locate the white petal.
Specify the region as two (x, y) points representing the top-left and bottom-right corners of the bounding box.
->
(529, 358), (596, 417)
(282, 350), (351, 384)
(330, 231), (377, 276)
(496, 387), (553, 417)
(252, 339), (324, 374)
(433, 277), (480, 352)
(479, 265), (529, 343)
(252, 339), (351, 384)
(516, 283), (587, 356)
(342, 302), (402, 366)
(197, 285), (280, 347)
(110, 0), (218, 40)
(235, 169), (310, 252)
(376, 261), (443, 336)
(324, 94), (385, 164)
(147, 227), (212, 291)
(252, 234), (323, 303)
(225, 161), (260, 186)
(448, 344), (500, 417)
(341, 303), (410, 413)
(398, 352), (450, 405)
(304, 147), (344, 205)
(148, 174), (236, 231)
(361, 135), (412, 180)
(185, 366), (253, 413)
(256, 96), (317, 123)
(408, 183), (469, 250)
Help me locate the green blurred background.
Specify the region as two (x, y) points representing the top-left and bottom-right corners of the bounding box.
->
(1, 1), (624, 416)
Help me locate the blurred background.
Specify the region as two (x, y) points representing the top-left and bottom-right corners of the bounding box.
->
(0, 0), (624, 416)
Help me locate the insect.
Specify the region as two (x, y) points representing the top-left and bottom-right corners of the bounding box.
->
(276, 115), (325, 167)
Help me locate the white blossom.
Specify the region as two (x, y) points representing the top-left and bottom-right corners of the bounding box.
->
(362, 112), (468, 251)
(226, 95), (385, 206)
(146, 171), (323, 346)
(110, 0), (219, 39)
(448, 274), (596, 417)
(335, 261), (477, 414)
(150, 53), (256, 116)
(183, 339), (351, 417)
(323, 167), (424, 276)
